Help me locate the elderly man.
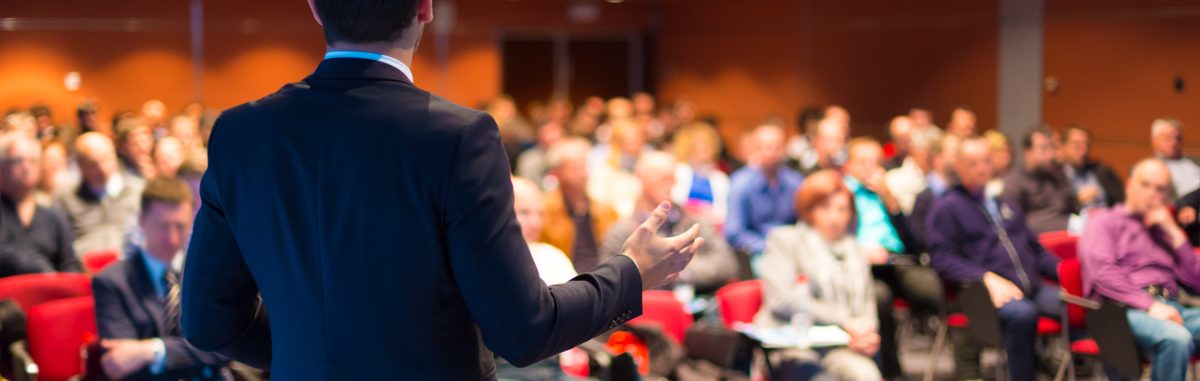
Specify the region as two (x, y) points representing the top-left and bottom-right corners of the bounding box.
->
(1002, 124), (1080, 234)
(798, 118), (847, 176)
(0, 134), (81, 276)
(1081, 159), (1200, 381)
(726, 123), (804, 258)
(540, 137), (619, 273)
(928, 136), (1062, 381)
(1060, 125), (1124, 210)
(601, 151), (736, 294)
(1152, 118), (1200, 201)
(54, 132), (144, 255)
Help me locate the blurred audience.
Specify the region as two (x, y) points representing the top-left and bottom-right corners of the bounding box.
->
(153, 137), (185, 179)
(540, 137), (618, 273)
(927, 136), (1062, 381)
(884, 115), (914, 170)
(909, 135), (961, 247)
(725, 123), (803, 260)
(799, 117), (847, 175)
(512, 177), (577, 286)
(1151, 118), (1200, 201)
(983, 129), (1013, 198)
(1060, 125), (1124, 210)
(670, 122), (730, 227)
(515, 122), (564, 188)
(55, 132), (144, 255)
(116, 119), (157, 180)
(755, 170), (881, 381)
(1179, 189), (1200, 247)
(1001, 124), (1079, 234)
(0, 134), (81, 276)
(600, 151), (736, 294)
(36, 139), (71, 206)
(1081, 158), (1200, 381)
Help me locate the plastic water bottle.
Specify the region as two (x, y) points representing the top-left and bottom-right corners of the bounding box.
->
(790, 274), (813, 348)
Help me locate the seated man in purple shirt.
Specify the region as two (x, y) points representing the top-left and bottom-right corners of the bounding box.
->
(1080, 158), (1200, 381)
(927, 136), (1062, 381)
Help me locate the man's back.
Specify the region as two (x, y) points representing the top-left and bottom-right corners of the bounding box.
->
(182, 58), (645, 380)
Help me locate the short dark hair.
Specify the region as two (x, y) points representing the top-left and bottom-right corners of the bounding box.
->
(141, 177), (194, 214)
(1021, 123), (1057, 150)
(313, 0), (420, 43)
(1061, 124), (1090, 143)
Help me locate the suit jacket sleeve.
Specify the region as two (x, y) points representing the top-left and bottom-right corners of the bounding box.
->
(181, 120), (272, 369)
(93, 276), (227, 381)
(444, 112), (642, 367)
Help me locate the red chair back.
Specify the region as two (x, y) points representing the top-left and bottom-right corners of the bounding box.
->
(0, 273), (92, 311)
(82, 249), (120, 274)
(25, 296), (97, 381)
(715, 280), (763, 327)
(1039, 231), (1078, 260)
(1058, 258), (1087, 328)
(628, 290), (693, 344)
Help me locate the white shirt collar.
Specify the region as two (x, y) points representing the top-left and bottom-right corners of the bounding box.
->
(324, 50), (414, 83)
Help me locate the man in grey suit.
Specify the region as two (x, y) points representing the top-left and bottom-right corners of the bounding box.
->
(180, 1), (703, 380)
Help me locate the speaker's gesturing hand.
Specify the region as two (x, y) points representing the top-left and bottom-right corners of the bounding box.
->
(621, 202), (704, 290)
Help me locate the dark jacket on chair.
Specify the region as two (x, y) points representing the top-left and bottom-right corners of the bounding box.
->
(93, 249), (229, 380)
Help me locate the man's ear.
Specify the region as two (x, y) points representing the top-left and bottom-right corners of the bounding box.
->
(417, 0), (434, 24)
(307, 0), (323, 26)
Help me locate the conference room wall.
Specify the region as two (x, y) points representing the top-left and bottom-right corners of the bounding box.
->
(1043, 0), (1200, 178)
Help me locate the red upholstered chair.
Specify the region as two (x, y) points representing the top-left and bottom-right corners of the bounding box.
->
(715, 280), (762, 327)
(1039, 231), (1079, 261)
(926, 288), (1063, 381)
(12, 296), (98, 381)
(0, 273), (92, 311)
(81, 249), (120, 274)
(628, 290), (693, 345)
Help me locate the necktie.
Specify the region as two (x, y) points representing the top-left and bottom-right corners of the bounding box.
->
(163, 270), (182, 336)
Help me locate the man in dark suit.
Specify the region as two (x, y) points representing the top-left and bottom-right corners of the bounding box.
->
(180, 1), (702, 380)
(94, 177), (231, 380)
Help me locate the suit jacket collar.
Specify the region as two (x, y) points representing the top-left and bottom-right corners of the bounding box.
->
(305, 58), (414, 86)
(126, 247), (169, 335)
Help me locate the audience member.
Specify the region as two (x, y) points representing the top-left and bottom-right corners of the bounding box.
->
(153, 137), (185, 179)
(1179, 189), (1200, 247)
(600, 151), (735, 293)
(140, 100), (168, 135)
(927, 136), (1062, 381)
(36, 139), (71, 206)
(588, 119), (646, 219)
(909, 134), (961, 247)
(512, 177), (577, 286)
(754, 170), (881, 381)
(1080, 158), (1200, 381)
(169, 115), (204, 155)
(0, 134), (81, 275)
(54, 132), (144, 255)
(798, 118), (847, 175)
(908, 105), (934, 131)
(115, 119), (157, 179)
(1060, 125), (1124, 209)
(77, 100), (110, 137)
(843, 137), (939, 378)
(670, 122), (730, 227)
(489, 95), (534, 170)
(726, 123), (803, 259)
(515, 122), (564, 188)
(983, 129), (1013, 198)
(884, 115), (914, 170)
(945, 107), (977, 137)
(886, 124), (942, 215)
(1151, 118), (1200, 200)
(1001, 124), (1079, 234)
(92, 177), (236, 380)
(539, 137), (618, 273)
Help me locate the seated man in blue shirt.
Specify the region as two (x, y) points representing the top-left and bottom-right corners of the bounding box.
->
(725, 123), (804, 270)
(93, 177), (235, 380)
(927, 136), (1062, 381)
(843, 137), (942, 379)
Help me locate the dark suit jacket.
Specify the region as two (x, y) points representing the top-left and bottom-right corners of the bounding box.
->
(93, 250), (228, 380)
(181, 58), (644, 380)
